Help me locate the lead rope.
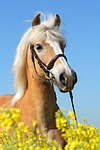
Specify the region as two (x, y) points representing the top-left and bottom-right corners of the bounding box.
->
(69, 91), (77, 123)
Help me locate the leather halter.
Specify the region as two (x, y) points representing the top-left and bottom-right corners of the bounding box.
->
(30, 44), (77, 122)
(30, 44), (68, 80)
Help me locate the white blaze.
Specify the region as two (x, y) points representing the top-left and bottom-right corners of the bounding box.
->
(46, 40), (72, 75)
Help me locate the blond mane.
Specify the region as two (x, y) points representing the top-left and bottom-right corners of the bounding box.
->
(11, 13), (65, 106)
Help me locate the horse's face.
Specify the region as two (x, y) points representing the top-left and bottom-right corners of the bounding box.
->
(28, 39), (77, 92)
(28, 13), (77, 92)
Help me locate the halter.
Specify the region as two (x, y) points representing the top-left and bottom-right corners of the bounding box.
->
(30, 44), (77, 122)
(30, 44), (68, 80)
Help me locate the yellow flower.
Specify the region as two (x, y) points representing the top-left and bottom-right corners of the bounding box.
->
(36, 128), (40, 134)
(0, 108), (100, 150)
(18, 122), (25, 129)
(32, 120), (37, 127)
(83, 118), (87, 122)
(67, 110), (75, 119)
(91, 143), (95, 150)
(0, 144), (5, 150)
(23, 126), (30, 132)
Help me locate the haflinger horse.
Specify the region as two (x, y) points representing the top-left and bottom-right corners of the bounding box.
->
(0, 13), (77, 148)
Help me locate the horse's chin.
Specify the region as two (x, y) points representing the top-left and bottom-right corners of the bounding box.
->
(59, 89), (68, 93)
(58, 86), (74, 93)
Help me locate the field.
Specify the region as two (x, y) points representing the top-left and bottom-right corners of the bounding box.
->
(0, 108), (100, 150)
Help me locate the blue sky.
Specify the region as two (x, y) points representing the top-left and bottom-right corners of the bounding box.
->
(0, 0), (100, 128)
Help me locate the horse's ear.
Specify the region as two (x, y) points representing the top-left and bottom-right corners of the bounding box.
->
(54, 14), (61, 28)
(32, 13), (41, 27)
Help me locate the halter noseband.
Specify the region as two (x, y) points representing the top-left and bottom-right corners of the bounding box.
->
(30, 44), (77, 123)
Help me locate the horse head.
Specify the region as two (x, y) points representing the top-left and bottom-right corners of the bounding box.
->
(27, 13), (77, 92)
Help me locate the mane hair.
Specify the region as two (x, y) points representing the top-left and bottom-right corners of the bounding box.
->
(11, 13), (66, 106)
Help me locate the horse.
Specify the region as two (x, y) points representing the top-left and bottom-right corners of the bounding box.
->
(0, 13), (77, 148)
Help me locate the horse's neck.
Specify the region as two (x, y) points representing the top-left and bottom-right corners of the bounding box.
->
(27, 78), (57, 109)
(13, 61), (66, 147)
(15, 76), (58, 132)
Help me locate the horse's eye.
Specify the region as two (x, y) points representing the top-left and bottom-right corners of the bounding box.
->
(35, 43), (43, 52)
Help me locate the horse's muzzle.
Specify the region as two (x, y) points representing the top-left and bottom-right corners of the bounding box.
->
(58, 69), (77, 93)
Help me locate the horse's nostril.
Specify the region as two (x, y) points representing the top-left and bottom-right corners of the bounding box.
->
(59, 73), (67, 86)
